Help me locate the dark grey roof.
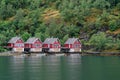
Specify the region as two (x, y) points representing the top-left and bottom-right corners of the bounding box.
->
(65, 38), (79, 44)
(8, 37), (21, 43)
(25, 37), (41, 43)
(43, 38), (59, 44)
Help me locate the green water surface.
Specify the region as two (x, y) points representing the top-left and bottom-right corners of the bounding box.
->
(0, 55), (120, 80)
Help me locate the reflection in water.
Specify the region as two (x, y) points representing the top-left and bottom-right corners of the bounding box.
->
(1, 55), (120, 80)
(10, 57), (25, 80)
(63, 54), (81, 80)
(8, 55), (82, 80)
(42, 56), (61, 80)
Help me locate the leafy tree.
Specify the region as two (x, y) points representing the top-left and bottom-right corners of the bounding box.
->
(89, 32), (107, 51)
(0, 0), (14, 20)
(60, 34), (69, 45)
(15, 9), (24, 21)
(116, 2), (120, 10)
(116, 39), (120, 50)
(21, 32), (31, 41)
(0, 34), (7, 52)
(93, 0), (110, 9)
(108, 20), (120, 31)
(29, 0), (42, 9)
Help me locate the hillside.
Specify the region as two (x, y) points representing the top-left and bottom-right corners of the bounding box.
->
(0, 0), (120, 52)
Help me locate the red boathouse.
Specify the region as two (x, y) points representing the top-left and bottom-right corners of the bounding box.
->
(64, 38), (81, 52)
(43, 38), (61, 52)
(24, 37), (42, 52)
(8, 37), (24, 52)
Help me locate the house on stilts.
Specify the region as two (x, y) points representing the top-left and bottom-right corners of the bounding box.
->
(8, 37), (24, 52)
(42, 38), (61, 53)
(24, 37), (42, 53)
(63, 38), (81, 53)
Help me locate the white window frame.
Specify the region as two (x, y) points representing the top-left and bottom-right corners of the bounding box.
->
(54, 44), (59, 48)
(74, 44), (80, 48)
(34, 44), (41, 48)
(15, 43), (24, 47)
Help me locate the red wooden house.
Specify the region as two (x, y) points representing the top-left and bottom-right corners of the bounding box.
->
(64, 38), (81, 52)
(8, 37), (24, 52)
(24, 37), (42, 52)
(43, 38), (61, 52)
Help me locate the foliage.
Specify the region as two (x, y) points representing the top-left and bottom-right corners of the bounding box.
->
(21, 32), (31, 41)
(109, 20), (120, 31)
(116, 39), (120, 50)
(93, 0), (110, 9)
(0, 0), (120, 51)
(89, 32), (107, 51)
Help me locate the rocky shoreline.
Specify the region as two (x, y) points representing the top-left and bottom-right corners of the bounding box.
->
(0, 51), (120, 56)
(82, 51), (120, 56)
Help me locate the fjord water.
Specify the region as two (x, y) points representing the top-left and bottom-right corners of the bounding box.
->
(0, 55), (120, 80)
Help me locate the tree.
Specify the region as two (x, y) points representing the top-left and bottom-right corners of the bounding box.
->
(29, 0), (42, 9)
(0, 34), (7, 52)
(15, 9), (24, 21)
(89, 32), (107, 51)
(116, 2), (120, 10)
(59, 0), (94, 25)
(108, 20), (120, 31)
(60, 34), (69, 45)
(21, 32), (31, 41)
(93, 0), (110, 9)
(0, 0), (14, 20)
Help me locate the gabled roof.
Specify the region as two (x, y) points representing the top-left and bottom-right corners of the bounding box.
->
(25, 37), (41, 44)
(65, 38), (80, 44)
(43, 38), (59, 44)
(8, 37), (22, 43)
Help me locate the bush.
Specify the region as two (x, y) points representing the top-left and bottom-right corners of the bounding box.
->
(108, 20), (120, 31)
(116, 3), (120, 10)
(89, 32), (107, 51)
(116, 39), (120, 50)
(21, 32), (31, 41)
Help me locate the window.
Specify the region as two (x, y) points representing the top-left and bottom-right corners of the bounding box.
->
(54, 44), (59, 48)
(15, 43), (24, 47)
(34, 44), (41, 48)
(74, 44), (80, 48)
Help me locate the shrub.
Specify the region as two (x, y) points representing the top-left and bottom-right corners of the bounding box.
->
(89, 32), (107, 51)
(108, 20), (120, 31)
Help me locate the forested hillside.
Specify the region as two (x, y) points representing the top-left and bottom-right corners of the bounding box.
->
(0, 0), (120, 52)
